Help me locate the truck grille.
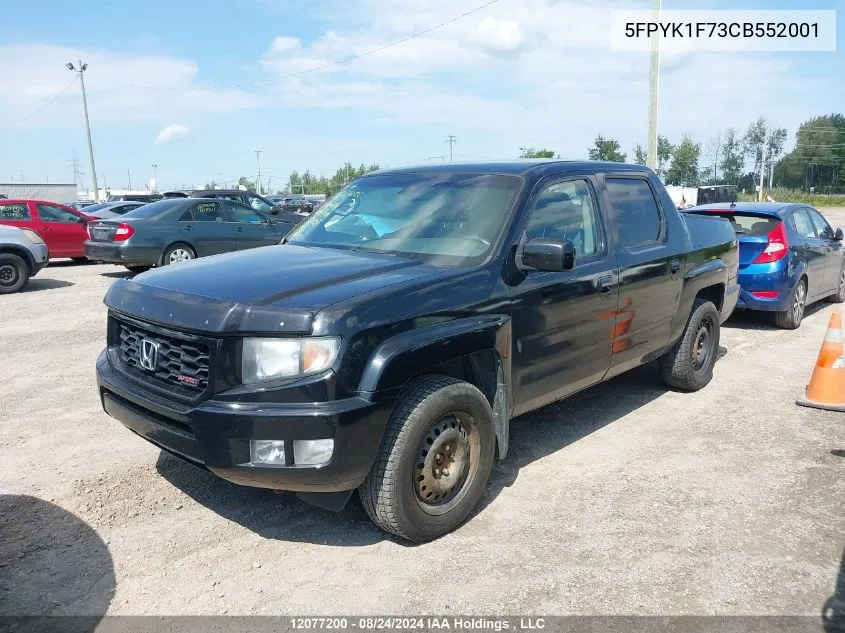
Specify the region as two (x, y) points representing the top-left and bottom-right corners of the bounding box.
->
(117, 321), (210, 392)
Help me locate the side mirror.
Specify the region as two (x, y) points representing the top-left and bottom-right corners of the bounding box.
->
(521, 237), (575, 272)
(835, 228), (844, 242)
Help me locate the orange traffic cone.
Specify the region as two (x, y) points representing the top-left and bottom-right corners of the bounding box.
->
(796, 311), (845, 412)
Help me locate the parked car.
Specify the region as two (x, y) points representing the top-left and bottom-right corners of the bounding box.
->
(95, 160), (739, 541)
(107, 193), (163, 203)
(686, 202), (845, 329)
(84, 197), (291, 271)
(0, 224), (49, 294)
(162, 190), (190, 199)
(65, 201), (98, 210)
(86, 201), (148, 219)
(0, 199), (92, 261)
(189, 189), (307, 226)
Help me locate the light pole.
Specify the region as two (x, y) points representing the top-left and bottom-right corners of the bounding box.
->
(66, 61), (100, 201)
(254, 150), (263, 195)
(646, 0), (661, 171)
(151, 164), (158, 191)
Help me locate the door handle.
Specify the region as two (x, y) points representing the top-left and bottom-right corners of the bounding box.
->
(235, 227), (245, 232)
(598, 275), (614, 297)
(670, 259), (681, 274)
(183, 225), (193, 232)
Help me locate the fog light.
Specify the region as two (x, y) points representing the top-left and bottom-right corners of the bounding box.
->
(293, 439), (334, 466)
(249, 440), (286, 465)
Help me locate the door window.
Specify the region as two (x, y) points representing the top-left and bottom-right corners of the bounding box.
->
(246, 195), (273, 213)
(0, 203), (31, 220)
(792, 209), (817, 238)
(808, 208), (834, 240)
(36, 204), (83, 223)
(604, 178), (664, 247)
(191, 201), (224, 222)
(226, 202), (266, 224)
(524, 179), (602, 259)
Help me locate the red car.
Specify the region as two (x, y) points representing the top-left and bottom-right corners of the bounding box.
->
(0, 199), (93, 260)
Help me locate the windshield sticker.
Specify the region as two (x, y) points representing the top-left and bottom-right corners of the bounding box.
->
(0, 204), (29, 219)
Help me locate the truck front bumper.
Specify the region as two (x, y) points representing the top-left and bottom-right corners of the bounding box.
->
(96, 350), (392, 493)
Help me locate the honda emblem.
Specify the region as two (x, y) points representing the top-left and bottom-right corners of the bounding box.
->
(139, 339), (159, 371)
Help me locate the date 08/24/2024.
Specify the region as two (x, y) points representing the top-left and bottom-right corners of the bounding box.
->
(625, 22), (819, 39)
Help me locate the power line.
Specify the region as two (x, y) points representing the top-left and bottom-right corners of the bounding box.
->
(109, 0), (502, 93)
(6, 79), (77, 128)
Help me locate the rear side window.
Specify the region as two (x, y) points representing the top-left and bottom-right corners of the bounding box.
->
(192, 201), (224, 222)
(0, 203), (31, 220)
(604, 178), (663, 247)
(792, 210), (816, 238)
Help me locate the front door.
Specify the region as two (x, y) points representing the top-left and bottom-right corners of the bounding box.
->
(33, 203), (88, 257)
(224, 201), (281, 250)
(807, 207), (844, 295)
(509, 176), (618, 416)
(791, 208), (828, 299)
(179, 201), (235, 256)
(600, 174), (686, 379)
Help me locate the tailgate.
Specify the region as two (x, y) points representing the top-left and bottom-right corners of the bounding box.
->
(685, 209), (780, 269)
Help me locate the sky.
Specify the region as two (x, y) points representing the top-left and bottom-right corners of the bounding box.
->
(0, 0), (842, 193)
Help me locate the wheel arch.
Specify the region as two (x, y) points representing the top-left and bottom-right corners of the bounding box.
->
(0, 246), (36, 275)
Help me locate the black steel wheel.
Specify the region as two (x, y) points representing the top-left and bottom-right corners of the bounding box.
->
(0, 253), (29, 295)
(659, 298), (721, 391)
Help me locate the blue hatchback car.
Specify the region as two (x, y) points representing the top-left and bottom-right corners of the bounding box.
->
(687, 203), (845, 329)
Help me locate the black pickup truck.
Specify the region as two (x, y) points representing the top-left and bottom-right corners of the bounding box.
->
(96, 161), (739, 541)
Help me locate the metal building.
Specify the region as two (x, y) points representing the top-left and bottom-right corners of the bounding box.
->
(0, 183), (77, 203)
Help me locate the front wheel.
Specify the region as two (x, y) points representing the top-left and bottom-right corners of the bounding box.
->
(359, 375), (496, 542)
(659, 298), (721, 391)
(825, 267), (845, 304)
(0, 253), (29, 294)
(774, 278), (807, 329)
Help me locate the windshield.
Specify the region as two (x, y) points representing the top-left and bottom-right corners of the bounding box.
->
(121, 199), (181, 219)
(286, 172), (523, 266)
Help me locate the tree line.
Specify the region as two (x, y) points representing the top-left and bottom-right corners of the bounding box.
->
(522, 112), (845, 193)
(206, 162), (382, 197)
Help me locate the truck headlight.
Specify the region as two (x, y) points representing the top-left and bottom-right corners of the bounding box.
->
(242, 337), (340, 384)
(20, 229), (45, 245)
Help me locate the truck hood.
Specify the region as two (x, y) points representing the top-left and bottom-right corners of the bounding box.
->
(103, 245), (442, 334)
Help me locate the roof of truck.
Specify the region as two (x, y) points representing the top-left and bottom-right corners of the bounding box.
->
(371, 160), (652, 177)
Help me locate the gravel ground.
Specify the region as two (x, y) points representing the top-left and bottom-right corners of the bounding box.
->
(1, 211), (844, 618)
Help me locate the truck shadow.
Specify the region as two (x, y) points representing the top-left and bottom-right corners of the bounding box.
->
(0, 495), (115, 629)
(824, 451), (845, 632)
(157, 362), (672, 547)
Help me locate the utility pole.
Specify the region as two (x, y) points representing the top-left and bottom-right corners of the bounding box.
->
(646, 0), (661, 170)
(66, 61), (100, 202)
(254, 150), (263, 195)
(151, 164), (158, 191)
(127, 169), (132, 190)
(758, 134), (769, 202)
(768, 160), (775, 190)
(445, 135), (457, 162)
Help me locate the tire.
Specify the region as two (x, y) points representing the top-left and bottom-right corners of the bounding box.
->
(0, 253), (30, 295)
(359, 375), (496, 542)
(124, 265), (151, 273)
(161, 243), (196, 266)
(825, 267), (845, 303)
(774, 278), (807, 329)
(659, 298), (721, 391)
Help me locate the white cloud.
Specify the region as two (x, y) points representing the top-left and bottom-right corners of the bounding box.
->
(466, 17), (525, 54)
(155, 123), (188, 144)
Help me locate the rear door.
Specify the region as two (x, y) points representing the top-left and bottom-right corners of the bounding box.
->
(791, 208), (828, 298)
(807, 207), (844, 294)
(601, 174), (684, 378)
(179, 201), (235, 256)
(224, 201), (281, 250)
(33, 203), (88, 257)
(0, 201), (36, 232)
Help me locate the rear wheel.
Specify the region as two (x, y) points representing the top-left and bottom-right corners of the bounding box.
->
(161, 243), (196, 266)
(359, 375), (496, 542)
(775, 278), (807, 329)
(825, 267), (845, 303)
(659, 298), (721, 391)
(0, 253), (29, 295)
